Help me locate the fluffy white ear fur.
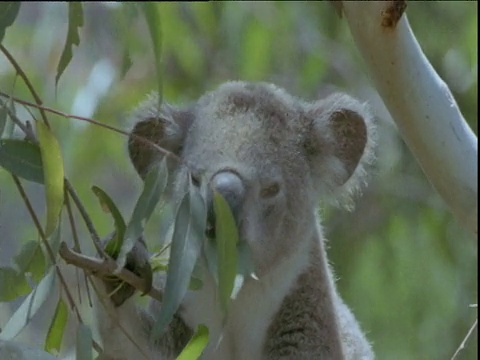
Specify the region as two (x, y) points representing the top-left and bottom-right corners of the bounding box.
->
(304, 93), (376, 208)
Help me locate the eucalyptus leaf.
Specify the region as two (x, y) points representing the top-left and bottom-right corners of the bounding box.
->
(0, 99), (7, 137)
(44, 298), (68, 354)
(36, 121), (64, 237)
(13, 240), (46, 283)
(117, 158), (167, 268)
(55, 2), (84, 87)
(150, 180), (206, 340)
(0, 2), (21, 44)
(0, 268), (56, 340)
(138, 3), (163, 104)
(0, 139), (44, 183)
(75, 324), (93, 360)
(91, 185), (126, 258)
(0, 267), (29, 302)
(213, 191), (239, 313)
(176, 324), (209, 360)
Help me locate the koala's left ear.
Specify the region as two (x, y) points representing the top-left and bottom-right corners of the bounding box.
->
(304, 93), (376, 200)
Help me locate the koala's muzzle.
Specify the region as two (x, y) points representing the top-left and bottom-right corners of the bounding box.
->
(206, 171), (245, 239)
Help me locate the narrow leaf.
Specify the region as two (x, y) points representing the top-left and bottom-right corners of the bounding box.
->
(138, 3), (163, 104)
(36, 121), (64, 237)
(117, 158), (167, 268)
(91, 186), (126, 258)
(75, 324), (93, 360)
(0, 267), (30, 301)
(151, 181), (206, 340)
(44, 298), (68, 354)
(55, 2), (84, 87)
(176, 324), (209, 360)
(14, 240), (46, 283)
(0, 99), (8, 137)
(213, 191), (239, 313)
(0, 268), (56, 340)
(0, 2), (21, 44)
(0, 139), (44, 183)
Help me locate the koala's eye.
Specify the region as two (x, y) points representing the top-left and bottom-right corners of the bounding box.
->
(260, 182), (280, 199)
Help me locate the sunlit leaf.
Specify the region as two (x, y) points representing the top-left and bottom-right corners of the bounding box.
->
(213, 191), (239, 313)
(75, 324), (92, 360)
(138, 2), (163, 104)
(176, 324), (209, 360)
(55, 2), (84, 87)
(92, 185), (126, 258)
(151, 180), (206, 340)
(0, 139), (44, 183)
(36, 121), (64, 237)
(0, 2), (21, 44)
(14, 240), (46, 283)
(0, 268), (56, 340)
(0, 267), (29, 301)
(117, 158), (167, 268)
(44, 298), (68, 355)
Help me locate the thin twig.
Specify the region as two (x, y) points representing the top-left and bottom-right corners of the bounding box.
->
(64, 180), (107, 258)
(11, 174), (80, 317)
(59, 242), (163, 302)
(64, 189), (85, 304)
(0, 44), (50, 127)
(0, 98), (36, 141)
(88, 276), (153, 360)
(451, 318), (478, 360)
(0, 90), (181, 163)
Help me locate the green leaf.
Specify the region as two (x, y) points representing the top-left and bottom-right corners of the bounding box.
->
(36, 121), (64, 237)
(75, 324), (92, 360)
(0, 268), (56, 340)
(44, 299), (68, 355)
(91, 186), (126, 258)
(213, 191), (239, 313)
(117, 158), (168, 268)
(0, 267), (30, 301)
(151, 180), (206, 340)
(14, 240), (46, 283)
(0, 99), (8, 137)
(0, 139), (44, 183)
(138, 3), (163, 104)
(0, 2), (21, 44)
(55, 2), (84, 87)
(176, 324), (209, 360)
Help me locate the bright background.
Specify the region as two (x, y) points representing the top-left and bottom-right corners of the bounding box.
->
(0, 2), (477, 358)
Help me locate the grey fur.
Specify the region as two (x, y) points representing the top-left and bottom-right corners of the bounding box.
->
(95, 81), (375, 360)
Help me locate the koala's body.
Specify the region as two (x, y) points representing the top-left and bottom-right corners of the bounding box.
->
(94, 81), (375, 360)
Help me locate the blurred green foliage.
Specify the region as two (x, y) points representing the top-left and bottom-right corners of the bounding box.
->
(0, 2), (477, 359)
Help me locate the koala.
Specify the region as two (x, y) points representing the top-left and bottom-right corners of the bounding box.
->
(93, 81), (376, 360)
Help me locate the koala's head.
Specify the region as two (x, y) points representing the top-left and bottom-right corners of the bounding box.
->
(128, 82), (375, 275)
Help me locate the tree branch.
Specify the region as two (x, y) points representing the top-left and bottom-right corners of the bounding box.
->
(59, 242), (164, 303)
(342, 1), (478, 235)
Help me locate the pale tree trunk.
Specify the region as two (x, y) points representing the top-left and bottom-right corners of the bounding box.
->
(341, 1), (478, 236)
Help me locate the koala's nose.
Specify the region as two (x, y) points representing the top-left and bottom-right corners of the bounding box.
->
(206, 171), (245, 239)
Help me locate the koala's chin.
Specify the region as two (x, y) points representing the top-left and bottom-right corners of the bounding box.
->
(95, 81), (376, 360)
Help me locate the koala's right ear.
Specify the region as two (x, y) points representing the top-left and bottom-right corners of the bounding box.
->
(128, 93), (194, 179)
